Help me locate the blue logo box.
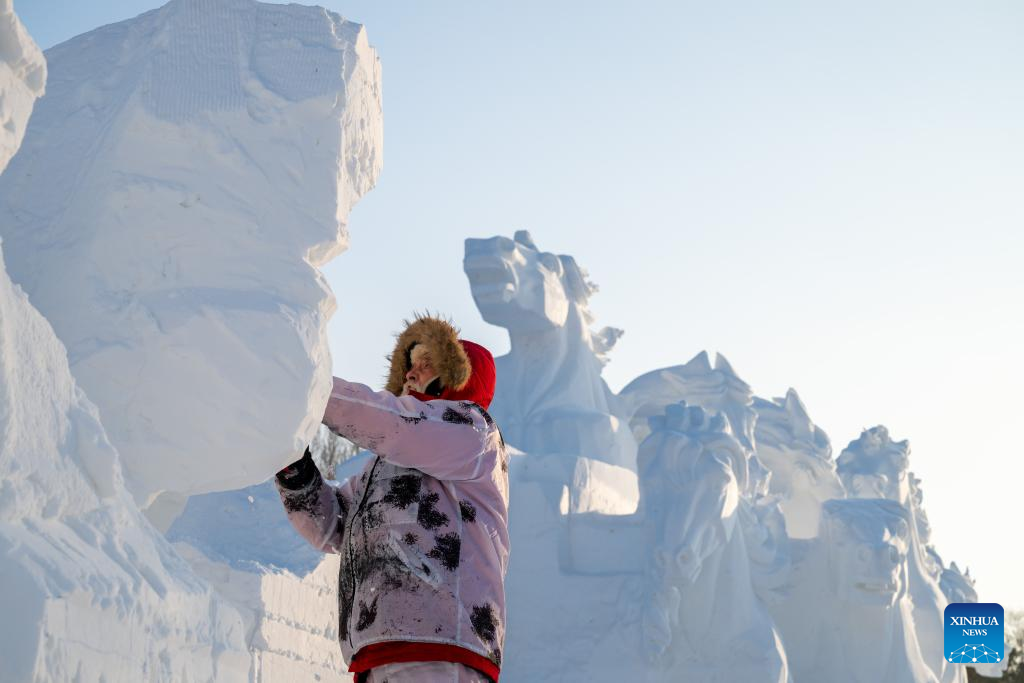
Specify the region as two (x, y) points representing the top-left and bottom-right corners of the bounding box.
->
(944, 602), (1004, 664)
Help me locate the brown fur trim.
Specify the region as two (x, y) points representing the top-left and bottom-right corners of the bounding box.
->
(384, 313), (471, 396)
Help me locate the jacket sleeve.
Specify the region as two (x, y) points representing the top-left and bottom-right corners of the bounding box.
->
(323, 376), (490, 481)
(275, 449), (353, 554)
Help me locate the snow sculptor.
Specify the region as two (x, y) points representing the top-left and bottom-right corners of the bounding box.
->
(637, 402), (789, 682)
(276, 315), (510, 683)
(463, 229), (636, 470)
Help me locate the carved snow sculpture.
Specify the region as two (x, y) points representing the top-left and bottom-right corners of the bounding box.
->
(771, 499), (938, 683)
(464, 230), (638, 515)
(616, 351), (792, 602)
(939, 560), (978, 605)
(0, 0), (383, 523)
(497, 400), (789, 680)
(752, 390), (845, 539)
(0, 9), (249, 676)
(838, 427), (964, 683)
(619, 350), (758, 455)
(637, 402), (790, 680)
(464, 230), (635, 469)
(739, 488), (793, 607)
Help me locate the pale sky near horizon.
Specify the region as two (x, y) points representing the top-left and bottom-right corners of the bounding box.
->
(17, 0), (1024, 610)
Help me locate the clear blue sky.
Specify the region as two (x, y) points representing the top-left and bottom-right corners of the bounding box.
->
(18, 0), (1024, 609)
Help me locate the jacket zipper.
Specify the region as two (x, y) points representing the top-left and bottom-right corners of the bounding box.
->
(346, 455), (381, 648)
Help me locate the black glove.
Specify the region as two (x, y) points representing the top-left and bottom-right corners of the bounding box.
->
(276, 447), (319, 490)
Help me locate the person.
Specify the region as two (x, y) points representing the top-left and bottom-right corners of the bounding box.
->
(275, 314), (510, 683)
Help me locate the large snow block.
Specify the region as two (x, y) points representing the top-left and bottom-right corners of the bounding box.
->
(0, 0), (383, 511)
(0, 236), (251, 681)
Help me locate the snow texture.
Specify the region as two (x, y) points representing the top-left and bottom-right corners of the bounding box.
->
(0, 6), (253, 680)
(0, 0), (383, 521)
(0, 0), (44, 174)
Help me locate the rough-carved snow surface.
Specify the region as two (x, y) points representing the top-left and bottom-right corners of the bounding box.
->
(0, 0), (44, 173)
(0, 9), (251, 680)
(0, 0), (383, 521)
(174, 545), (347, 682)
(0, 2), (386, 680)
(0, 241), (253, 681)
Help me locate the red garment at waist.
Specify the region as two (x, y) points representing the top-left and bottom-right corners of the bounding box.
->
(349, 641), (499, 682)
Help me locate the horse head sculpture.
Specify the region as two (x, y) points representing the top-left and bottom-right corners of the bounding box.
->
(463, 230), (635, 470)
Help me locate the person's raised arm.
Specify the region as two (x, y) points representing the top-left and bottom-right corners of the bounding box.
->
(275, 448), (351, 553)
(323, 376), (491, 481)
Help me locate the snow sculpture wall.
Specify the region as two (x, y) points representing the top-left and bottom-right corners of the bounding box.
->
(752, 390), (845, 539)
(468, 232), (791, 679)
(498, 401), (790, 681)
(465, 229), (992, 681)
(0, 0), (383, 521)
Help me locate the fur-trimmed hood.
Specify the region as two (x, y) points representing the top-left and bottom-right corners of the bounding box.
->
(385, 315), (496, 409)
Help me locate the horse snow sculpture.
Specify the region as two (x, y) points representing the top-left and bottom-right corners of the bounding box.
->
(752, 390), (846, 539)
(619, 350), (758, 455)
(638, 402), (790, 682)
(617, 351), (791, 603)
(464, 230), (638, 513)
(837, 427), (964, 683)
(464, 229), (634, 468)
(771, 499), (938, 683)
(938, 560), (977, 604)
